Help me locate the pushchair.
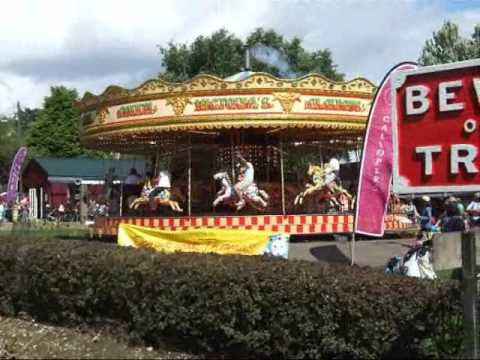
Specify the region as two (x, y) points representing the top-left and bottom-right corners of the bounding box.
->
(385, 242), (437, 279)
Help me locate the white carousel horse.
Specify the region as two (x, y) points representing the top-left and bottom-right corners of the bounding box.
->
(213, 171), (269, 211)
(294, 162), (352, 210)
(129, 172), (183, 212)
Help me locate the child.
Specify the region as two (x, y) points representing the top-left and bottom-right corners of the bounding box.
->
(0, 200), (5, 226)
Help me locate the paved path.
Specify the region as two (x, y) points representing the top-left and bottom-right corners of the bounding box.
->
(289, 236), (413, 268)
(1, 222), (412, 268)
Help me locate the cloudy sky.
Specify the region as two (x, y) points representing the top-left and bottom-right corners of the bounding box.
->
(0, 0), (479, 115)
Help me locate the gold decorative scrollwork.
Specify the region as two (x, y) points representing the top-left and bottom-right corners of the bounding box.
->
(166, 95), (192, 116)
(96, 104), (110, 124)
(273, 92), (301, 113)
(77, 73), (377, 113)
(81, 112), (95, 127)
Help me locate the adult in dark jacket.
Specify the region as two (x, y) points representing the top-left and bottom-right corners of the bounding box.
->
(438, 197), (465, 232)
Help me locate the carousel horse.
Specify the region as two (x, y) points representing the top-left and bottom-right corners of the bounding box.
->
(294, 163), (352, 209)
(129, 172), (183, 212)
(213, 171), (269, 211)
(294, 164), (326, 206)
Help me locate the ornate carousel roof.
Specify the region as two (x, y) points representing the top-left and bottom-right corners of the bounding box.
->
(77, 72), (376, 152)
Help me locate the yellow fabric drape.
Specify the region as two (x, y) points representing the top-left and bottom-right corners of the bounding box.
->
(118, 224), (274, 256)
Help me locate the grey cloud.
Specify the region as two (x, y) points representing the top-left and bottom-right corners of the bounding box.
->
(260, 0), (446, 81)
(1, 50), (160, 82)
(1, 32), (162, 82)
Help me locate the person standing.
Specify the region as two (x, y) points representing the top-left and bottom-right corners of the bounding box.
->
(104, 167), (116, 202)
(125, 168), (141, 186)
(19, 195), (30, 225)
(401, 199), (420, 224)
(419, 196), (435, 233)
(467, 192), (480, 227)
(438, 197), (465, 233)
(58, 203), (65, 223)
(456, 197), (465, 216)
(0, 199), (5, 226)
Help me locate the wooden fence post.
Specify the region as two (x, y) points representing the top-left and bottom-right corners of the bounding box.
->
(462, 231), (479, 359)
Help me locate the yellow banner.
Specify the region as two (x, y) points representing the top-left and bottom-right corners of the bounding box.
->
(118, 224), (274, 256)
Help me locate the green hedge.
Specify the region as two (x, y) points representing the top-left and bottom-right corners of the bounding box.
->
(0, 237), (463, 358)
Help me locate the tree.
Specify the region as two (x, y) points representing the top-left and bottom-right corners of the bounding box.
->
(15, 102), (39, 136)
(419, 21), (480, 65)
(159, 29), (244, 81)
(469, 24), (480, 58)
(0, 117), (19, 185)
(159, 28), (344, 81)
(26, 86), (102, 158)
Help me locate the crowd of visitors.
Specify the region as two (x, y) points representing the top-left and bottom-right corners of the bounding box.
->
(385, 193), (480, 280)
(416, 193), (480, 235)
(0, 193), (31, 225)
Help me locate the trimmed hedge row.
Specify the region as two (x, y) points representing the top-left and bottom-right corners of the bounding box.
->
(0, 237), (463, 358)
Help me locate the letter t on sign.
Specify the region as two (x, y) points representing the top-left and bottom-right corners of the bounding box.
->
(474, 78), (480, 106)
(416, 145), (442, 175)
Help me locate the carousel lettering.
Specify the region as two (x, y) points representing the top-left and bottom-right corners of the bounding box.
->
(117, 102), (157, 119)
(304, 97), (364, 112)
(194, 96), (274, 112)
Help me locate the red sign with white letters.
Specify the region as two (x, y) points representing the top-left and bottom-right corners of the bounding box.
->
(392, 59), (480, 194)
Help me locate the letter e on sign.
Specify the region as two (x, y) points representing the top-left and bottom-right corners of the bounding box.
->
(392, 59), (480, 194)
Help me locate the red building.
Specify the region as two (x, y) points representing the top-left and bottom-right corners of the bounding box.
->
(22, 157), (145, 219)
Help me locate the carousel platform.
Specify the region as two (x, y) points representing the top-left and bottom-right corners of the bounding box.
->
(94, 213), (415, 237)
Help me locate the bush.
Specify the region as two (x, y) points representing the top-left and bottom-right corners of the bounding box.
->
(0, 236), (463, 358)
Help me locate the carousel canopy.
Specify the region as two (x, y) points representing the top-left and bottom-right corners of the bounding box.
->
(77, 72), (376, 152)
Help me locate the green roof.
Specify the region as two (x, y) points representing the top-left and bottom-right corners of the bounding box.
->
(34, 157), (146, 180)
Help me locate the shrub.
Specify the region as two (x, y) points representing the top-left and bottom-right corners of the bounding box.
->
(0, 237), (463, 358)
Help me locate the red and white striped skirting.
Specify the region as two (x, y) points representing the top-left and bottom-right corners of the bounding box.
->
(94, 214), (416, 237)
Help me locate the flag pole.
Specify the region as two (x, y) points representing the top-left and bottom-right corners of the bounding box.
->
(354, 62), (418, 259)
(351, 231), (355, 265)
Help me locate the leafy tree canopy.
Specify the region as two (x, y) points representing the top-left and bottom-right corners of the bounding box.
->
(26, 86), (105, 158)
(159, 28), (344, 81)
(0, 119), (19, 185)
(419, 21), (480, 65)
(0, 103), (38, 186)
(16, 102), (39, 135)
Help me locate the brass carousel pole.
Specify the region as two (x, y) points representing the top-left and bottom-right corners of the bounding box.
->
(154, 149), (160, 175)
(188, 135), (192, 217)
(230, 132), (235, 180)
(280, 137), (286, 215)
(319, 142), (324, 164)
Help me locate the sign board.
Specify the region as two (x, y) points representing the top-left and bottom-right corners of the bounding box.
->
(392, 59), (480, 194)
(81, 94), (371, 127)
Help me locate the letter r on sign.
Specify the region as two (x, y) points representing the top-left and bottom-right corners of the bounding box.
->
(451, 144), (479, 174)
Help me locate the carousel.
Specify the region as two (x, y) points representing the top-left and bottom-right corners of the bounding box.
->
(78, 66), (413, 237)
